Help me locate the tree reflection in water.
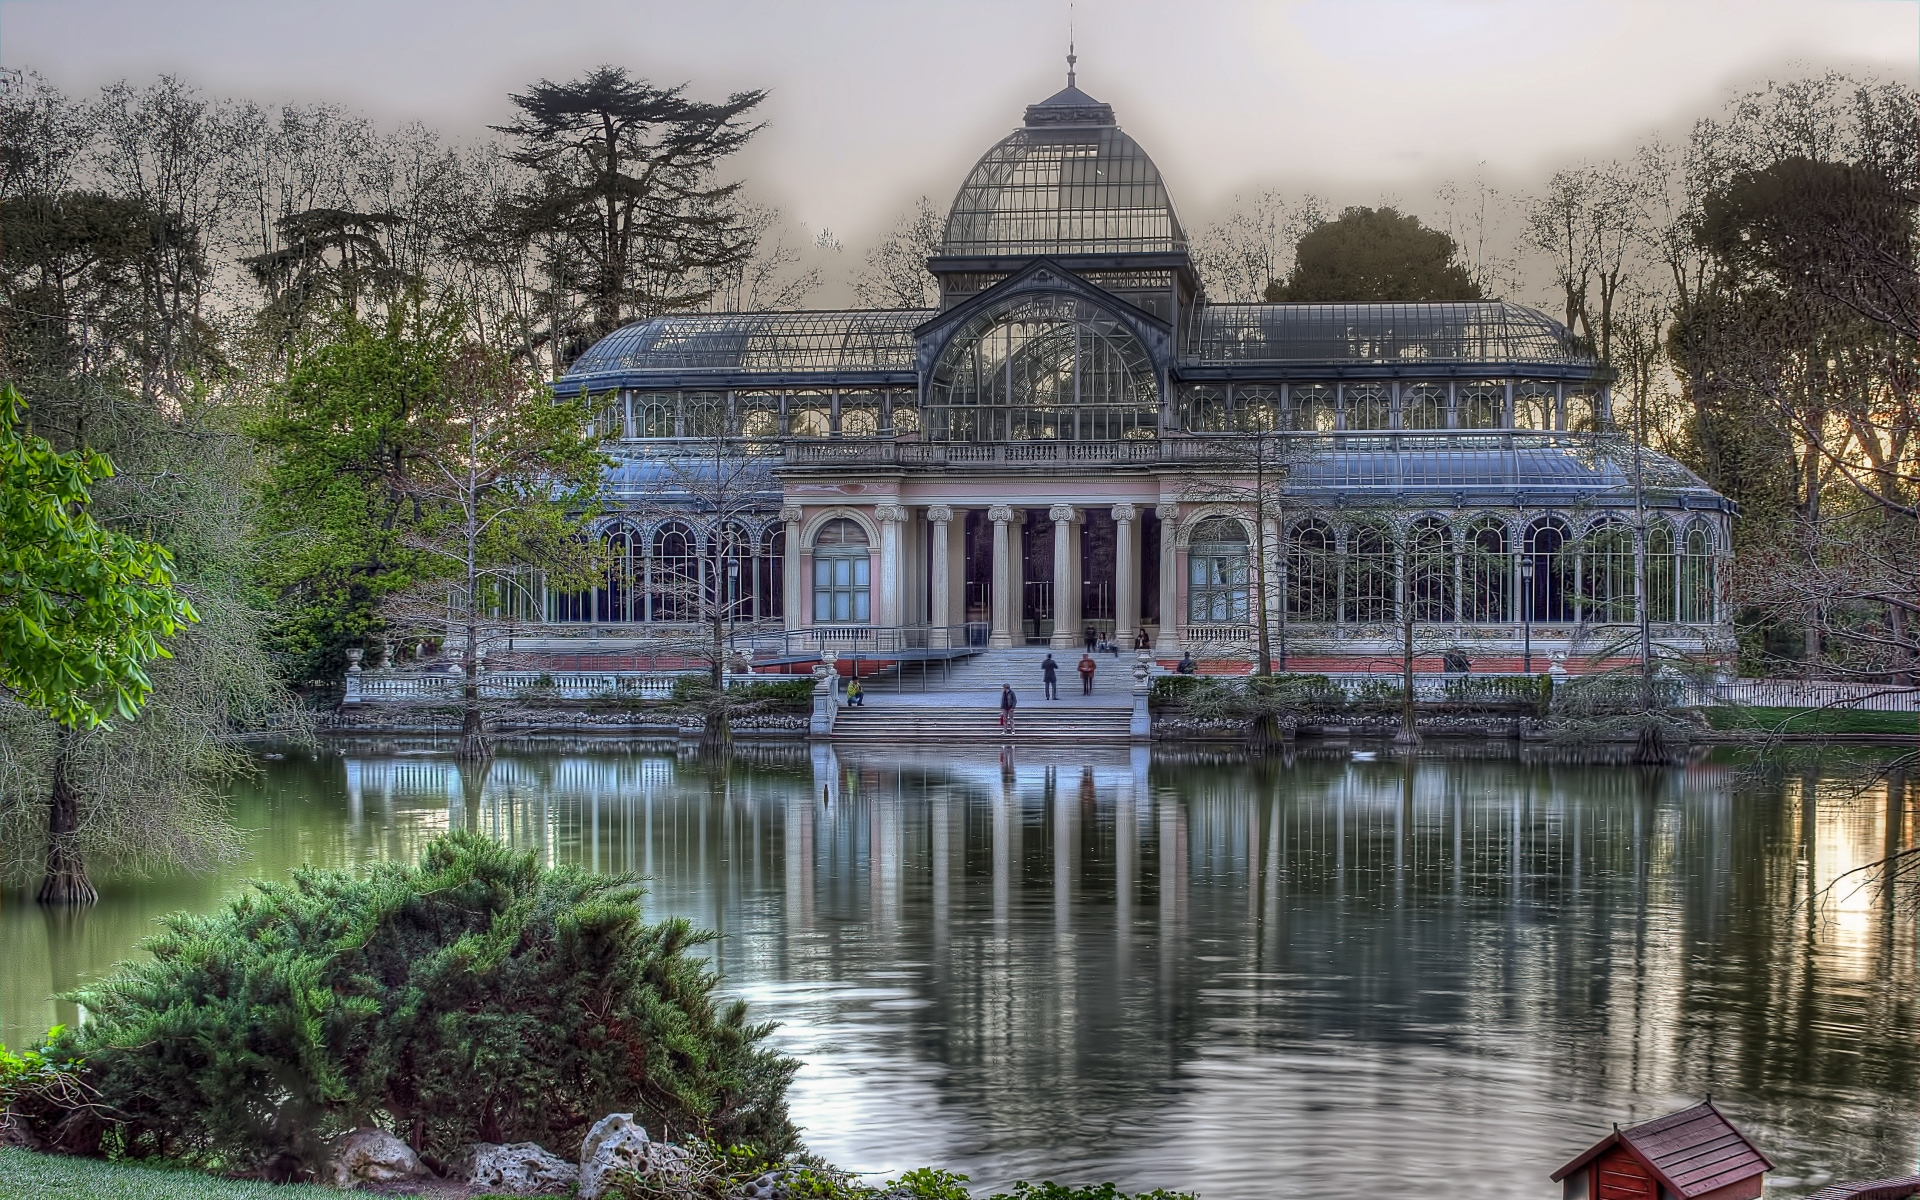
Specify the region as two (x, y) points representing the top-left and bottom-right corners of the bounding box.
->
(1, 743), (1913, 1198)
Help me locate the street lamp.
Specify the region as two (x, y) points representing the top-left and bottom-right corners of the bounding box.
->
(1520, 552), (1534, 674)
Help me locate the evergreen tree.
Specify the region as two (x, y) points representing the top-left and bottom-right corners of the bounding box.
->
(1265, 206), (1482, 303)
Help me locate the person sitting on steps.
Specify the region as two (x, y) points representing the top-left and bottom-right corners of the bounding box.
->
(1041, 653), (1059, 700)
(1135, 628), (1152, 652)
(846, 677), (864, 707)
(1078, 651), (1097, 695)
(1177, 650), (1197, 675)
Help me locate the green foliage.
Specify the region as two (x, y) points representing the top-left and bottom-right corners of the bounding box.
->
(1441, 674), (1551, 713)
(892, 1168), (975, 1200)
(671, 676), (815, 714)
(28, 832), (798, 1175)
(1703, 705), (1918, 736)
(0, 1027), (85, 1110)
(0, 385), (198, 729)
(1265, 206), (1481, 303)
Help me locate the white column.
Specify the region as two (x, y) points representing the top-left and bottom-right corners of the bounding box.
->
(1155, 503), (1180, 654)
(780, 506), (803, 631)
(928, 505), (953, 646)
(1049, 505), (1077, 648)
(875, 503), (905, 628)
(989, 504), (1014, 648)
(1112, 503), (1138, 647)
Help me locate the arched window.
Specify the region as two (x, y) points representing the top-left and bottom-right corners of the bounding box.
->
(1679, 522), (1716, 623)
(928, 293), (1159, 442)
(1286, 518), (1337, 622)
(1402, 384), (1448, 431)
(1524, 517), (1573, 623)
(718, 524), (754, 622)
(1645, 519), (1676, 622)
(1515, 382), (1556, 430)
(1344, 521), (1395, 624)
(1289, 383), (1337, 432)
(1581, 519), (1635, 623)
(1457, 380), (1503, 430)
(652, 524), (697, 622)
(758, 526), (785, 621)
(1345, 383), (1391, 432)
(1236, 385), (1281, 432)
(1180, 385), (1230, 433)
(1187, 518), (1251, 623)
(812, 518), (870, 624)
(1408, 517), (1454, 622)
(598, 527), (642, 622)
(1462, 518), (1509, 622)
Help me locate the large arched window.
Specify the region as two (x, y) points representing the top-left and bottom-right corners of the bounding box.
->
(1345, 383), (1391, 432)
(1286, 518), (1337, 622)
(1407, 517), (1454, 622)
(1187, 518), (1250, 623)
(812, 518), (871, 624)
(652, 524), (697, 622)
(1679, 521), (1716, 623)
(928, 293), (1159, 442)
(1525, 517), (1573, 623)
(1645, 519), (1676, 622)
(1581, 519), (1635, 623)
(599, 527), (642, 622)
(1457, 380), (1503, 430)
(1344, 521), (1395, 624)
(1462, 518), (1510, 622)
(1402, 384), (1448, 431)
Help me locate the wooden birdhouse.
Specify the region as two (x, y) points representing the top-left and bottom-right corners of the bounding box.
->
(1553, 1101), (1773, 1200)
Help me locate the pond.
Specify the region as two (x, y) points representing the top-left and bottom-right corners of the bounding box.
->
(2, 742), (1915, 1197)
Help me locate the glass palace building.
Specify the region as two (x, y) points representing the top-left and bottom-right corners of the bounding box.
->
(557, 75), (1734, 671)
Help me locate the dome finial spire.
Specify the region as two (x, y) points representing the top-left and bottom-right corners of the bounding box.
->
(1067, 5), (1077, 87)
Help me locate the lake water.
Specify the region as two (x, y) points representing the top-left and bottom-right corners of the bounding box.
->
(2, 742), (1915, 1197)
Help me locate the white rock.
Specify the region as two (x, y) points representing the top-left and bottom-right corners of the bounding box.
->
(328, 1127), (426, 1189)
(578, 1114), (692, 1200)
(461, 1141), (580, 1194)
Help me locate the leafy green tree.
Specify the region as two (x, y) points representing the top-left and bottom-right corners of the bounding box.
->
(26, 832), (799, 1173)
(249, 300), (463, 683)
(1264, 206), (1483, 303)
(0, 384), (197, 902)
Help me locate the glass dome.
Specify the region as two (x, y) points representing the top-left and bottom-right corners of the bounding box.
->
(940, 86), (1186, 259)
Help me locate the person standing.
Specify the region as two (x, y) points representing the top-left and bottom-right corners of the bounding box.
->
(1078, 651), (1097, 695)
(1083, 624), (1098, 654)
(1041, 653), (1059, 700)
(999, 684), (1018, 734)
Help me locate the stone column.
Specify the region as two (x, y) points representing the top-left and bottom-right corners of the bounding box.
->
(928, 505), (953, 647)
(875, 503), (905, 628)
(1049, 505), (1078, 648)
(1112, 503), (1138, 648)
(1155, 503), (1181, 655)
(780, 506), (804, 631)
(989, 504), (1014, 648)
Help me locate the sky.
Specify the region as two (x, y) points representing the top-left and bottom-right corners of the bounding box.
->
(3, 0), (1915, 270)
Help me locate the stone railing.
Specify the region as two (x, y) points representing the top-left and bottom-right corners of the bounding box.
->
(344, 668), (734, 705)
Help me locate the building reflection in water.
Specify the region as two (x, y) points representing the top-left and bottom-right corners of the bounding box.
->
(322, 747), (1915, 1199)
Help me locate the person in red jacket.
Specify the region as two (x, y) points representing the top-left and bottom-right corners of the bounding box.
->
(1078, 652), (1097, 695)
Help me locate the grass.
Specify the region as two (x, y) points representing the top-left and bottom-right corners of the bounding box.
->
(0, 1147), (339, 1199)
(1704, 705), (1919, 736)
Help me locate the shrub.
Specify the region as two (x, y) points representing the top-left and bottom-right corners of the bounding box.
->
(22, 832), (798, 1177)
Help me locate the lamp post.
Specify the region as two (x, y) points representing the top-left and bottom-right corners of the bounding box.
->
(1520, 552), (1534, 674)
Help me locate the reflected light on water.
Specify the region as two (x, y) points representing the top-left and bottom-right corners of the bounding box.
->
(3, 744), (1915, 1198)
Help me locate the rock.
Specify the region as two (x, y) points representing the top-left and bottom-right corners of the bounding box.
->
(328, 1127), (426, 1189)
(733, 1170), (789, 1199)
(459, 1141), (580, 1194)
(578, 1114), (692, 1200)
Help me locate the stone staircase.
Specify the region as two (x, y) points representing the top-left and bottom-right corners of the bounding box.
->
(932, 645), (1138, 697)
(831, 704), (1134, 744)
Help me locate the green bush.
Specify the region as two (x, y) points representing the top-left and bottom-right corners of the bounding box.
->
(21, 832), (798, 1177)
(730, 678), (817, 711)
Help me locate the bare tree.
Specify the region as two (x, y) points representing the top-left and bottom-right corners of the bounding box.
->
(852, 196), (942, 308)
(1191, 190), (1327, 302)
(380, 348), (603, 758)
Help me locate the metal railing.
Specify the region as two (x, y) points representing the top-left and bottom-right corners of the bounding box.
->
(346, 668), (743, 703)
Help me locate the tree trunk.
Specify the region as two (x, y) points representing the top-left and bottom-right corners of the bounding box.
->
(1633, 719), (1670, 765)
(702, 611), (731, 750)
(459, 622), (491, 761)
(1394, 583), (1421, 747)
(38, 729), (97, 906)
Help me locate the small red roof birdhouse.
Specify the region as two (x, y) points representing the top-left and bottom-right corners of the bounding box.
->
(1553, 1101), (1773, 1200)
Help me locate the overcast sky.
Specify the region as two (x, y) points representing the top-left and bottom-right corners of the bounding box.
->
(4, 0), (1914, 255)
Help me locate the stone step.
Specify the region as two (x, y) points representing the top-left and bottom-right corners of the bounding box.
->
(831, 706), (1133, 742)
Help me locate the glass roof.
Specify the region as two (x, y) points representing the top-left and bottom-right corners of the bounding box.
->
(941, 90), (1186, 258)
(566, 310), (932, 378)
(1192, 303), (1584, 365)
